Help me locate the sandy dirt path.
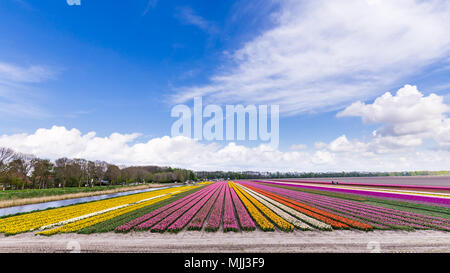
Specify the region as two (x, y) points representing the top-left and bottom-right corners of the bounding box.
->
(1, 230), (449, 253)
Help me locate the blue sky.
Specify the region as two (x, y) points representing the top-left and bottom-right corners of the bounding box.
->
(1, 0), (450, 171)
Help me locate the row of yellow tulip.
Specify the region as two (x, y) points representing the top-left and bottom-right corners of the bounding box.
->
(233, 183), (294, 232)
(38, 194), (172, 235)
(0, 185), (195, 235)
(229, 182), (275, 231)
(196, 181), (214, 185)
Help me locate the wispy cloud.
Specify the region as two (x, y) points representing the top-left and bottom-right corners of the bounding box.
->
(142, 0), (158, 16)
(12, 0), (34, 10)
(174, 0), (450, 116)
(0, 61), (55, 118)
(0, 62), (54, 83)
(175, 6), (218, 34)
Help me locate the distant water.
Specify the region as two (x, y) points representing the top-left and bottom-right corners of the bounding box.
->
(0, 185), (183, 217)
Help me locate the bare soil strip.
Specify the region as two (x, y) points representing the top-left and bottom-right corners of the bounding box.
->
(1, 230), (449, 253)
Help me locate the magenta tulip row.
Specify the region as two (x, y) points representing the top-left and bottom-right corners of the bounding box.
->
(165, 183), (224, 233)
(255, 180), (450, 206)
(187, 183), (224, 230)
(272, 179), (450, 191)
(240, 181), (449, 231)
(205, 183), (226, 232)
(115, 183), (218, 232)
(223, 185), (239, 232)
(115, 182), (255, 233)
(229, 183), (256, 231)
(140, 183), (221, 232)
(242, 181), (446, 230)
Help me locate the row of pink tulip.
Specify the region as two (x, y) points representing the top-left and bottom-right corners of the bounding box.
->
(241, 181), (449, 231)
(205, 183), (226, 232)
(166, 183), (224, 233)
(229, 182), (256, 231)
(139, 184), (221, 232)
(223, 184), (239, 232)
(115, 183), (217, 232)
(187, 183), (225, 230)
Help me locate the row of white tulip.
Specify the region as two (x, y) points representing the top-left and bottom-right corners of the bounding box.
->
(236, 183), (312, 230)
(37, 194), (169, 231)
(238, 184), (333, 231)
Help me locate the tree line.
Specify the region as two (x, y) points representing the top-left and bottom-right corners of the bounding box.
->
(194, 170), (450, 180)
(0, 147), (197, 190)
(2, 146), (448, 191)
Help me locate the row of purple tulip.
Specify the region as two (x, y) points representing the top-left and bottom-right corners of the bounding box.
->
(242, 182), (442, 230)
(141, 184), (221, 232)
(282, 189), (450, 230)
(115, 183), (218, 232)
(255, 180), (450, 206)
(166, 184), (224, 233)
(273, 179), (450, 191)
(305, 195), (450, 230)
(187, 183), (224, 230)
(205, 183), (226, 232)
(229, 183), (256, 231)
(240, 181), (449, 231)
(223, 184), (239, 232)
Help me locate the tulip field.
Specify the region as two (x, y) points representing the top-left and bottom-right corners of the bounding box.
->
(0, 180), (449, 236)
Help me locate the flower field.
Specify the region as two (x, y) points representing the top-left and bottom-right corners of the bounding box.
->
(0, 180), (449, 236)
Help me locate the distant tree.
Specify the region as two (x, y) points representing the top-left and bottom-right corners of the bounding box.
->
(31, 159), (54, 189)
(105, 164), (121, 185)
(0, 148), (17, 189)
(55, 157), (71, 188)
(145, 173), (154, 183)
(71, 158), (86, 188)
(9, 153), (34, 189)
(94, 161), (108, 185)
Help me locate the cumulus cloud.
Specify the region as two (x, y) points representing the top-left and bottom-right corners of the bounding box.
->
(174, 0), (450, 115)
(0, 126), (307, 171)
(2, 125), (450, 172)
(289, 144), (307, 150)
(323, 135), (367, 153)
(337, 85), (450, 150)
(337, 85), (449, 136)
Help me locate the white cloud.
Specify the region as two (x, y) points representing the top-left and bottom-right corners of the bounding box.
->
(66, 0), (81, 6)
(0, 62), (53, 83)
(174, 0), (450, 115)
(175, 7), (218, 34)
(0, 61), (55, 118)
(289, 144), (307, 150)
(311, 151), (335, 165)
(326, 135), (366, 153)
(143, 0), (158, 16)
(2, 125), (450, 172)
(337, 85), (450, 149)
